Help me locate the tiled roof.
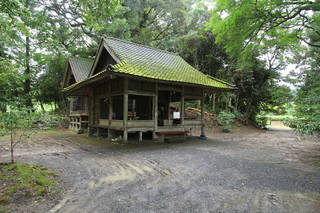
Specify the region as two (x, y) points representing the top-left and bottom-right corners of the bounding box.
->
(104, 37), (233, 89)
(69, 57), (93, 82)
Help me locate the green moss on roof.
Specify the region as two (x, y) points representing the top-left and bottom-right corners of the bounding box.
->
(104, 37), (233, 89)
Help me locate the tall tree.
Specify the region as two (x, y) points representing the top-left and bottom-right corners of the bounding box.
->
(285, 13), (320, 135)
(35, 54), (66, 110)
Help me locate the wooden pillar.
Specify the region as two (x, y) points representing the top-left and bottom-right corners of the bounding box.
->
(88, 89), (94, 135)
(167, 102), (171, 124)
(108, 80), (113, 140)
(153, 83), (158, 139)
(181, 86), (184, 126)
(201, 89), (205, 137)
(123, 77), (128, 141)
(79, 115), (82, 131)
(89, 89), (94, 125)
(139, 131), (143, 142)
(168, 90), (171, 124)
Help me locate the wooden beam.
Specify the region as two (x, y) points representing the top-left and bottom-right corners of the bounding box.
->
(153, 82), (159, 139)
(201, 89), (205, 137)
(123, 77), (128, 141)
(127, 90), (156, 97)
(184, 95), (202, 100)
(158, 84), (182, 92)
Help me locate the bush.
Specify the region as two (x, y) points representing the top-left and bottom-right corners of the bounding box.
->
(31, 112), (69, 129)
(217, 111), (236, 132)
(256, 116), (271, 128)
(284, 118), (320, 136)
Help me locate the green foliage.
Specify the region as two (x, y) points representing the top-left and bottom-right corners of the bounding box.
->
(235, 54), (278, 123)
(1, 0), (313, 131)
(266, 114), (293, 122)
(217, 111), (237, 132)
(284, 12), (320, 136)
(206, 0), (319, 58)
(0, 58), (23, 112)
(285, 63), (320, 136)
(178, 30), (282, 124)
(0, 110), (35, 135)
(35, 55), (66, 108)
(268, 85), (293, 115)
(124, 0), (190, 46)
(178, 31), (230, 79)
(205, 0), (312, 125)
(256, 116), (271, 128)
(0, 109), (37, 163)
(284, 118), (320, 136)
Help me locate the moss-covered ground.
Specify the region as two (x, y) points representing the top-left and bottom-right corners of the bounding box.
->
(0, 162), (59, 212)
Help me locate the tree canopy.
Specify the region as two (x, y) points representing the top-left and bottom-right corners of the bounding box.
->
(207, 0), (320, 58)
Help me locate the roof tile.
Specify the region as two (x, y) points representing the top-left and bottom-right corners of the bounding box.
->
(104, 37), (232, 89)
(69, 57), (94, 82)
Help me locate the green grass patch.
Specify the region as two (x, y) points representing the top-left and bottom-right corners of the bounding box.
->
(0, 162), (59, 210)
(263, 114), (293, 122)
(269, 115), (293, 121)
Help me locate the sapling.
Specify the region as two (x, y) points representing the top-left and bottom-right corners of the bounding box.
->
(0, 109), (36, 163)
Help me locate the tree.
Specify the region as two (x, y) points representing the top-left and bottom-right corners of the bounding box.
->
(123, 0), (190, 47)
(0, 58), (23, 112)
(280, 11), (320, 135)
(36, 0), (124, 54)
(35, 55), (66, 110)
(0, 110), (36, 163)
(179, 31), (230, 79)
(0, 57), (35, 163)
(206, 0), (320, 58)
(284, 63), (320, 135)
(268, 85), (293, 114)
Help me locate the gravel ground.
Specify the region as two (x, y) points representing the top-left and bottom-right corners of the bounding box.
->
(1, 125), (320, 213)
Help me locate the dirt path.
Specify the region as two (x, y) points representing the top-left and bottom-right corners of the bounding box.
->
(1, 127), (320, 212)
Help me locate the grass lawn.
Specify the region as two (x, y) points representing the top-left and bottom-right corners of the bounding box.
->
(268, 114), (293, 121)
(0, 162), (59, 212)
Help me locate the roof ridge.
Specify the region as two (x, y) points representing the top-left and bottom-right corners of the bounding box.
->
(69, 56), (94, 62)
(103, 37), (178, 56)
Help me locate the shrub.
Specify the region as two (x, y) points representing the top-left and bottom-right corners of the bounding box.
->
(217, 111), (236, 132)
(256, 116), (271, 129)
(284, 118), (320, 136)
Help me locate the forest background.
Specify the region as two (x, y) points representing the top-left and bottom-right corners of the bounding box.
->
(0, 0), (319, 135)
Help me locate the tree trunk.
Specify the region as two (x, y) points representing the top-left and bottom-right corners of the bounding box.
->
(23, 0), (33, 111)
(225, 95), (229, 110)
(235, 94), (239, 111)
(0, 103), (6, 113)
(10, 122), (14, 163)
(39, 101), (45, 112)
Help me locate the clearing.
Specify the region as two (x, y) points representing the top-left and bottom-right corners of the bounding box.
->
(0, 124), (320, 212)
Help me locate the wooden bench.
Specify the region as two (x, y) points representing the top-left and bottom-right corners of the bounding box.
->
(156, 131), (189, 142)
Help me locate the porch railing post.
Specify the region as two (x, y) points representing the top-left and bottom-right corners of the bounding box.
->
(153, 82), (158, 139)
(123, 77), (128, 141)
(201, 89), (205, 137)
